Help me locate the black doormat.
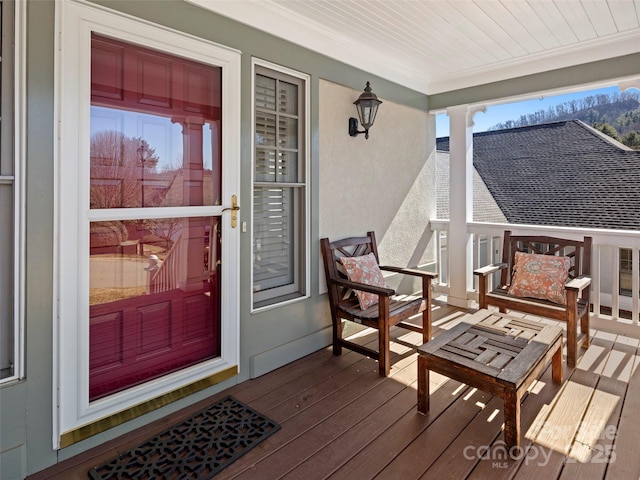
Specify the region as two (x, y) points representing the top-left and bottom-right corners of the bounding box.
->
(88, 395), (280, 480)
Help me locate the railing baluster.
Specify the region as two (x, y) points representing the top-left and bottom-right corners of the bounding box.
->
(593, 245), (601, 319)
(437, 228), (446, 286)
(612, 246), (620, 320)
(633, 247), (639, 324)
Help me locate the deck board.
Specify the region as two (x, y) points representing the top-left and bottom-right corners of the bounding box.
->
(603, 339), (640, 480)
(560, 335), (628, 478)
(369, 386), (488, 479)
(329, 377), (470, 480)
(28, 302), (640, 480)
(282, 383), (423, 479)
(420, 394), (504, 479)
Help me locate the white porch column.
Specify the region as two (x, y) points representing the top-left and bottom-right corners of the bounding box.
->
(446, 105), (484, 308)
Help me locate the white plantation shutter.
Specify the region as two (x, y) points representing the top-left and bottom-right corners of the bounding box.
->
(253, 65), (306, 307)
(253, 186), (294, 291)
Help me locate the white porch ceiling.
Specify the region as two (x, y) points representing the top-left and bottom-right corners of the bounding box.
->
(188, 0), (640, 95)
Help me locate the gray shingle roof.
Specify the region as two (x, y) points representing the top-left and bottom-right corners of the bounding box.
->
(436, 151), (508, 223)
(436, 120), (640, 230)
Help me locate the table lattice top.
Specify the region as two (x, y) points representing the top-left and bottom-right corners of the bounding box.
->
(418, 310), (563, 385)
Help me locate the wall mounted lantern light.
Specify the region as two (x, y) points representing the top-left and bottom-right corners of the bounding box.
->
(348, 81), (382, 139)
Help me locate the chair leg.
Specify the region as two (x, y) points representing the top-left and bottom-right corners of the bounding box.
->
(567, 291), (579, 367)
(581, 312), (590, 348)
(422, 276), (432, 344)
(332, 316), (342, 356)
(378, 296), (390, 376)
(477, 274), (488, 309)
(417, 355), (429, 414)
(421, 308), (431, 345)
(567, 308), (578, 367)
(378, 325), (389, 376)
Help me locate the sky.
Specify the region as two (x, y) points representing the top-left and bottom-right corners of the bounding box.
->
(436, 86), (621, 138)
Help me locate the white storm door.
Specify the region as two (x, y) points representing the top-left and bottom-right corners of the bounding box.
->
(54, 0), (240, 448)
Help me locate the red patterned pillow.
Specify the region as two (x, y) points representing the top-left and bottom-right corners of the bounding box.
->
(340, 253), (387, 310)
(508, 252), (570, 305)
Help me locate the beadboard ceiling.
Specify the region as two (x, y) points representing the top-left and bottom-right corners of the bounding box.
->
(188, 0), (640, 95)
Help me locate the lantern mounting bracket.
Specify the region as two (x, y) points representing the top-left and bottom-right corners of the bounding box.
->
(348, 117), (369, 139)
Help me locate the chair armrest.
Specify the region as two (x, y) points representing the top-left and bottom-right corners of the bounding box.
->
(379, 265), (437, 280)
(473, 263), (507, 277)
(565, 275), (591, 292)
(328, 277), (396, 296)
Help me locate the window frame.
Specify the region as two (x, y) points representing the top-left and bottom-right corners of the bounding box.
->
(0, 0), (25, 386)
(251, 59), (310, 311)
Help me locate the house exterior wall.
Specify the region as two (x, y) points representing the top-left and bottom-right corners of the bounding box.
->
(319, 79), (437, 293)
(0, 1), (433, 478)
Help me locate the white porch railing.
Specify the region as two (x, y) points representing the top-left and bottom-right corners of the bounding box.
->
(430, 219), (640, 323)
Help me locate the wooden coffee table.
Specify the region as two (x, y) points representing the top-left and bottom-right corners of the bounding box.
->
(417, 309), (563, 448)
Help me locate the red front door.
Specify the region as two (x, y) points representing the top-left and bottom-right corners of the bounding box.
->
(88, 35), (223, 401)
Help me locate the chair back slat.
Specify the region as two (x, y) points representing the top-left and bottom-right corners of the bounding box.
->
(321, 231), (379, 307)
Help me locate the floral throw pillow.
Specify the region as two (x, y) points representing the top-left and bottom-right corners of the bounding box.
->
(508, 251), (570, 305)
(340, 253), (387, 310)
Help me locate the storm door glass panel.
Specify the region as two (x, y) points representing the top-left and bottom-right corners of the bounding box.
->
(90, 34), (222, 209)
(89, 217), (221, 401)
(89, 34), (222, 401)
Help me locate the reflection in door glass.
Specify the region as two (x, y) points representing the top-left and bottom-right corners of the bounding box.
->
(90, 33), (222, 209)
(88, 217), (221, 400)
(90, 108), (219, 209)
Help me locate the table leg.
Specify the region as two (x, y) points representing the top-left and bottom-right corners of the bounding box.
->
(552, 340), (563, 384)
(503, 390), (520, 449)
(417, 356), (429, 414)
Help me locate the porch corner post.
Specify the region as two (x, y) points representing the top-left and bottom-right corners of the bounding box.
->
(446, 105), (482, 308)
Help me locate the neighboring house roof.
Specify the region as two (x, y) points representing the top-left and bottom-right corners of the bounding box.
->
(436, 120), (640, 231)
(436, 151), (508, 223)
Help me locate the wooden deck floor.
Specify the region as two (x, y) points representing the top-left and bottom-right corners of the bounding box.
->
(31, 301), (640, 479)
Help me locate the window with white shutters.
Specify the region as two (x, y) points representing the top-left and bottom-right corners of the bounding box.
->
(252, 63), (308, 309)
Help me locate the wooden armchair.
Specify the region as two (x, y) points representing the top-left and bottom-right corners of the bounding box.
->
(320, 231), (436, 376)
(474, 230), (592, 367)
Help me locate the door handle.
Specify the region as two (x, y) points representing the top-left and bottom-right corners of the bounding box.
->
(222, 195), (240, 228)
